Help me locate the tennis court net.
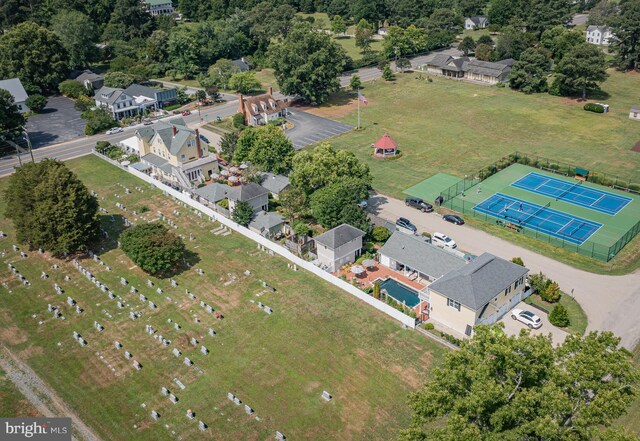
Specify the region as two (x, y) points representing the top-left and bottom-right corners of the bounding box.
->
(556, 181), (582, 201)
(522, 202), (551, 225)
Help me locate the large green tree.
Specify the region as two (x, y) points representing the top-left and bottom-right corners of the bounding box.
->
(102, 0), (154, 42)
(0, 21), (69, 91)
(234, 125), (294, 174)
(82, 108), (118, 135)
(290, 143), (372, 196)
(330, 15), (347, 35)
(203, 59), (241, 89)
(0, 90), (26, 142)
(552, 43), (608, 99)
(168, 26), (200, 79)
(268, 21), (346, 104)
(50, 10), (98, 69)
(310, 180), (370, 231)
(400, 326), (639, 441)
(104, 72), (136, 89)
(609, 0), (640, 71)
(523, 0), (573, 36)
(509, 48), (551, 93)
(495, 26), (531, 60)
(228, 72), (261, 94)
(588, 0), (618, 25)
(4, 160), (99, 255)
(120, 223), (186, 275)
(488, 0), (520, 27)
(232, 200), (254, 227)
(540, 26), (584, 61)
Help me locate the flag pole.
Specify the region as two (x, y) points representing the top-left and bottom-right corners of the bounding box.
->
(357, 88), (360, 130)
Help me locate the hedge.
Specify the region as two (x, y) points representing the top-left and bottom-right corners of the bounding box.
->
(584, 103), (605, 113)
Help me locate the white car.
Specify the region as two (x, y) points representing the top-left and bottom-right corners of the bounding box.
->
(105, 127), (124, 135)
(432, 232), (457, 249)
(511, 309), (543, 329)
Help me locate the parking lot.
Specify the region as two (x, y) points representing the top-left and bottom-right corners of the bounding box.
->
(499, 301), (569, 346)
(285, 110), (352, 149)
(25, 96), (86, 149)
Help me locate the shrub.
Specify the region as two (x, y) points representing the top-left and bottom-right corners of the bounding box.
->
(59, 79), (89, 98)
(541, 281), (561, 303)
(26, 94), (47, 113)
(423, 323), (435, 330)
(584, 103), (604, 113)
(371, 225), (390, 242)
(511, 257), (524, 266)
(217, 198), (229, 209)
(139, 206), (149, 213)
(75, 95), (94, 112)
(421, 231), (432, 239)
(163, 103), (181, 111)
(549, 304), (570, 327)
(232, 112), (246, 129)
(232, 200), (253, 226)
(96, 141), (110, 150)
(372, 281), (381, 299)
(120, 223), (186, 275)
(528, 272), (549, 294)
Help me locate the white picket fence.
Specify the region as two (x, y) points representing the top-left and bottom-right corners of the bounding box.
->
(96, 153), (416, 328)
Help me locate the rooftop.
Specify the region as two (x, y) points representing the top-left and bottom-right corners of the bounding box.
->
(227, 182), (269, 202)
(314, 224), (365, 249)
(0, 78), (29, 103)
(194, 183), (231, 203)
(249, 211), (285, 232)
(260, 172), (290, 194)
(373, 133), (398, 150)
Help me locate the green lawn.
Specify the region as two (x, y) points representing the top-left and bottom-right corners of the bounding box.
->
(0, 367), (41, 418)
(524, 293), (588, 336)
(335, 36), (384, 61)
(297, 12), (330, 29)
(0, 155), (446, 440)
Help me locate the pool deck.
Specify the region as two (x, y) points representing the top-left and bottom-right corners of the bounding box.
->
(336, 264), (427, 292)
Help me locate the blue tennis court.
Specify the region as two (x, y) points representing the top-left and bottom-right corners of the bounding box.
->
(511, 172), (632, 215)
(473, 193), (602, 245)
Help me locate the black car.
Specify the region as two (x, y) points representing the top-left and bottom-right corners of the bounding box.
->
(396, 217), (417, 233)
(443, 214), (465, 225)
(405, 197), (433, 212)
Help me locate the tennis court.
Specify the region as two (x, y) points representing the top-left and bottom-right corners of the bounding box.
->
(474, 193), (602, 245)
(512, 172), (632, 215)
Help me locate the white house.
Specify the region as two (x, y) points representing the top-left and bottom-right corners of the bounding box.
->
(586, 25), (613, 45)
(464, 16), (489, 30)
(629, 106), (640, 121)
(94, 87), (152, 120)
(377, 27), (389, 36)
(0, 78), (29, 113)
(144, 0), (174, 16)
(314, 224), (365, 272)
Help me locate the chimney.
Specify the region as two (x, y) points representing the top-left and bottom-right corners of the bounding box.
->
(172, 126), (177, 137)
(195, 129), (201, 159)
(268, 86), (273, 96)
(238, 94), (245, 114)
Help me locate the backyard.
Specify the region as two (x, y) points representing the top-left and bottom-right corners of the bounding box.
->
(0, 155), (446, 440)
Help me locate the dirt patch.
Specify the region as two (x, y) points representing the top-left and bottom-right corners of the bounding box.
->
(559, 97), (588, 106)
(0, 310), (28, 345)
(387, 364), (421, 389)
(303, 380), (321, 393)
(17, 345), (44, 360)
(631, 141), (640, 152)
(295, 96), (369, 119)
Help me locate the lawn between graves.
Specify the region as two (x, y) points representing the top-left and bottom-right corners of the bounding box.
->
(0, 155), (447, 440)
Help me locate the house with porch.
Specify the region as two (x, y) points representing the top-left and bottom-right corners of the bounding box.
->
(586, 25), (613, 45)
(372, 133), (398, 158)
(425, 253), (529, 339)
(132, 118), (218, 188)
(144, 0), (174, 16)
(464, 16), (489, 30)
(94, 87), (154, 120)
(420, 56), (512, 84)
(314, 224), (365, 272)
(238, 87), (287, 126)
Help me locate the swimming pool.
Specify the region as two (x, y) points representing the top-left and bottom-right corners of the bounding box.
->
(379, 278), (420, 308)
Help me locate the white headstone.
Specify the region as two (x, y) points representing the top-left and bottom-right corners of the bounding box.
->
(244, 405), (253, 415)
(208, 328), (216, 337)
(161, 387), (169, 395)
(200, 346), (208, 355)
(322, 391), (332, 401)
(184, 357), (192, 366)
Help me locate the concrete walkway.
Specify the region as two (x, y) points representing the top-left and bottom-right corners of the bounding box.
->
(367, 193), (640, 349)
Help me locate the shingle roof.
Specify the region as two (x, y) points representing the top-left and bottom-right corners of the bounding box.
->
(227, 182), (268, 202)
(142, 119), (195, 155)
(249, 211), (284, 231)
(195, 183), (231, 203)
(373, 133), (397, 149)
(428, 253), (529, 310)
(94, 87), (128, 106)
(74, 70), (103, 83)
(587, 25), (610, 33)
(378, 232), (466, 280)
(144, 0), (172, 5)
(465, 59), (511, 78)
(260, 173), (290, 195)
(314, 224), (365, 249)
(467, 16), (488, 25)
(427, 54), (454, 68)
(124, 84), (164, 100)
(141, 153), (172, 174)
(0, 78), (28, 103)
(241, 93), (286, 117)
(232, 58), (252, 72)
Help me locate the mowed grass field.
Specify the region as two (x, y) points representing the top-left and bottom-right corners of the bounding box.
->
(327, 70), (640, 198)
(0, 155), (446, 440)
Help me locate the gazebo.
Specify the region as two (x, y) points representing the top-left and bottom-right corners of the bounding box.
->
(372, 133), (398, 158)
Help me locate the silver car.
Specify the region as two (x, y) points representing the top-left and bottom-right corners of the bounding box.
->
(511, 309), (542, 329)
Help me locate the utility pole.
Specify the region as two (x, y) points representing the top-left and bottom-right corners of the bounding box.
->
(23, 130), (34, 163)
(357, 88), (360, 130)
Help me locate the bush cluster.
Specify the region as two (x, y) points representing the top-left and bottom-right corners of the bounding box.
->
(583, 103), (605, 113)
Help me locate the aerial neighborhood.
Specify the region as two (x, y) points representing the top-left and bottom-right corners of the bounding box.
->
(1, 0), (640, 440)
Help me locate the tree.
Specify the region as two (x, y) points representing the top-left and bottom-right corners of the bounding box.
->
(232, 200), (254, 226)
(234, 125), (294, 173)
(4, 160), (99, 255)
(168, 27), (200, 79)
(26, 95), (47, 113)
(401, 325), (639, 441)
(269, 22), (346, 104)
(120, 223), (186, 275)
(58, 80), (89, 98)
(522, 0), (573, 37)
(291, 143), (372, 195)
(609, 0), (640, 71)
(292, 220), (311, 237)
(477, 35), (494, 46)
(0, 22), (69, 91)
(552, 43), (608, 99)
(330, 15), (347, 35)
(75, 95), (94, 112)
(511, 256), (524, 266)
(383, 25), (427, 58)
(50, 10), (97, 69)
(475, 43), (494, 60)
(232, 113), (246, 129)
(280, 187), (309, 219)
(203, 59), (240, 89)
(587, 0), (618, 26)
(102, 0), (154, 42)
(397, 58), (412, 72)
(509, 48), (551, 93)
(540, 26), (583, 60)
(372, 280), (381, 299)
(528, 271), (550, 294)
(310, 180), (370, 230)
(350, 0), (387, 27)
(458, 36), (476, 55)
(146, 30), (170, 63)
(355, 19), (375, 55)
(371, 225), (390, 242)
(228, 72), (261, 94)
(195, 90), (206, 101)
(488, 0), (518, 27)
(495, 26), (530, 60)
(541, 280), (561, 303)
(382, 64), (395, 80)
(104, 72), (136, 89)
(350, 75), (362, 91)
(459, 0), (489, 17)
(549, 304), (570, 327)
(0, 89), (26, 142)
(82, 108), (118, 135)
(220, 132), (239, 161)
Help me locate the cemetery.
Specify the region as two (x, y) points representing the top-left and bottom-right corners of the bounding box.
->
(0, 155), (446, 440)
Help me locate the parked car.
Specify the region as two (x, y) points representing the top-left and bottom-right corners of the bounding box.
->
(405, 197), (433, 212)
(143, 119), (153, 125)
(432, 232), (457, 249)
(357, 200), (368, 209)
(105, 127), (123, 135)
(443, 214), (465, 225)
(511, 309), (543, 329)
(181, 110), (191, 116)
(396, 217), (417, 233)
(199, 134), (209, 143)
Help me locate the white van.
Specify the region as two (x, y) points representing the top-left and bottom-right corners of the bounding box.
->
(432, 232), (457, 249)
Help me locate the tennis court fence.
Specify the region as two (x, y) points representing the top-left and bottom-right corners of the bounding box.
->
(437, 152), (640, 262)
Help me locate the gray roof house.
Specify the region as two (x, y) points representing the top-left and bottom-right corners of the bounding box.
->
(465, 16), (489, 30)
(74, 70), (104, 90)
(232, 57), (252, 72)
(378, 232), (467, 282)
(227, 182), (269, 213)
(465, 59), (512, 84)
(421, 56), (511, 84)
(260, 173), (290, 198)
(194, 182), (231, 204)
(314, 224), (366, 272)
(0, 78), (29, 113)
(249, 211), (286, 238)
(124, 83), (178, 107)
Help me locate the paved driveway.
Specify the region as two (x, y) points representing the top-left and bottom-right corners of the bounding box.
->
(285, 110), (352, 149)
(25, 96), (85, 149)
(499, 301), (569, 346)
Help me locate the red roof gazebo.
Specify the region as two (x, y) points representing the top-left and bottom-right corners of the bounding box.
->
(372, 133), (398, 158)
